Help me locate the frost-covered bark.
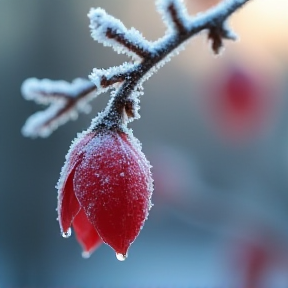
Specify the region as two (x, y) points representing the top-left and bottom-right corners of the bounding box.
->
(21, 0), (251, 138)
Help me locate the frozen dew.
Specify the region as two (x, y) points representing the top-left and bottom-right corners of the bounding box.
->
(62, 227), (72, 238)
(116, 252), (127, 261)
(82, 251), (91, 259)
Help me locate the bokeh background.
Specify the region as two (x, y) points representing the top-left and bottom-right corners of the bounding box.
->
(1, 0), (288, 287)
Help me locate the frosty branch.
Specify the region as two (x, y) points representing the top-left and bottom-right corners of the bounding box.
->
(20, 0), (255, 260)
(21, 0), (251, 138)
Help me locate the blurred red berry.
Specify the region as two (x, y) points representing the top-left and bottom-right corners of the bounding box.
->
(243, 242), (268, 288)
(57, 129), (153, 260)
(203, 64), (278, 144)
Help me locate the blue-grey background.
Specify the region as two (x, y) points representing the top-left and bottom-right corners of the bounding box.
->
(1, 0), (288, 287)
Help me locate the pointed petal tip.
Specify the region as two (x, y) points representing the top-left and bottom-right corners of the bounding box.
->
(61, 227), (72, 238)
(81, 251), (91, 259)
(116, 252), (128, 261)
(72, 209), (103, 255)
(115, 245), (129, 261)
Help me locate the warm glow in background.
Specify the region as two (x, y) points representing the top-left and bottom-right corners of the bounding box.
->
(0, 0), (288, 287)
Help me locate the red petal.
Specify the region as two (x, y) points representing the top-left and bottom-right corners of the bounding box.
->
(72, 208), (102, 254)
(60, 132), (96, 182)
(58, 164), (81, 233)
(120, 132), (152, 184)
(57, 132), (95, 233)
(74, 131), (151, 256)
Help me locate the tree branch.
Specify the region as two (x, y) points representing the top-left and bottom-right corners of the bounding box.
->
(21, 0), (252, 138)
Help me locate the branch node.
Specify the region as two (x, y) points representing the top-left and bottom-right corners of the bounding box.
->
(208, 22), (238, 54)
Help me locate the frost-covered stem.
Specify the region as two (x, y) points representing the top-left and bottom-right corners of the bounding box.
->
(105, 28), (152, 59)
(21, 0), (252, 137)
(94, 0), (251, 129)
(21, 74), (127, 137)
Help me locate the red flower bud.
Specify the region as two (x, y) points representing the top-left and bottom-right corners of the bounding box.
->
(57, 129), (153, 260)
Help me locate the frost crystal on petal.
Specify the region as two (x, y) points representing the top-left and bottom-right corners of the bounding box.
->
(56, 131), (96, 232)
(73, 130), (153, 255)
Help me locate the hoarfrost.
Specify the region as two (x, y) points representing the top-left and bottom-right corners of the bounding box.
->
(116, 252), (127, 261)
(187, 0), (245, 33)
(21, 78), (94, 102)
(88, 8), (153, 60)
(21, 0), (246, 137)
(56, 130), (94, 196)
(156, 0), (190, 33)
(21, 78), (98, 138)
(22, 101), (68, 138)
(22, 100), (91, 138)
(89, 62), (136, 86)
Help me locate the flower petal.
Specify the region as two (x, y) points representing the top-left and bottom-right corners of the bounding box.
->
(74, 131), (152, 256)
(72, 208), (102, 255)
(57, 132), (96, 233)
(57, 132), (95, 190)
(58, 164), (81, 233)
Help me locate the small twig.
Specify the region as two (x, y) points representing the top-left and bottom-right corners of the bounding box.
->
(21, 0), (251, 138)
(21, 79), (96, 138)
(166, 3), (187, 34)
(34, 82), (96, 101)
(105, 28), (153, 59)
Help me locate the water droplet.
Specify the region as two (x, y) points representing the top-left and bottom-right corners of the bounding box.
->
(116, 253), (127, 261)
(82, 251), (91, 259)
(62, 228), (71, 238)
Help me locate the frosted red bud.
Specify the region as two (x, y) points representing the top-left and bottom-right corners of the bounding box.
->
(57, 129), (153, 259)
